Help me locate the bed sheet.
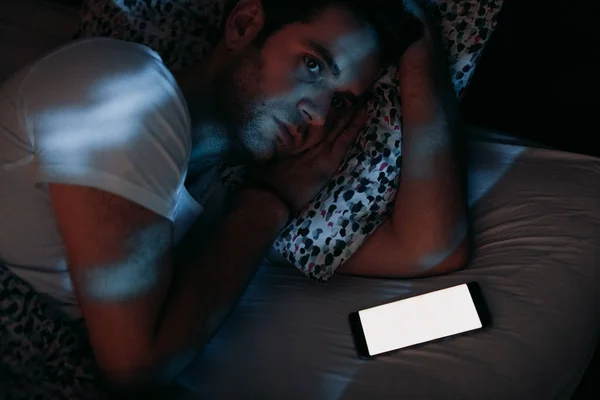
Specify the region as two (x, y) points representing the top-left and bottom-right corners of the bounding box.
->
(178, 133), (600, 399)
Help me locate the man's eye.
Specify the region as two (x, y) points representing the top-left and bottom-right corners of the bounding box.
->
(304, 56), (321, 74)
(331, 95), (349, 109)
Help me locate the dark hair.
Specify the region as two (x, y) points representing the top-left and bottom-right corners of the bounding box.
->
(223, 0), (423, 66)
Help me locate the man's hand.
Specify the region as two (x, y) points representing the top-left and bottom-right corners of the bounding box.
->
(401, 0), (457, 116)
(249, 107), (366, 214)
(403, 0), (433, 26)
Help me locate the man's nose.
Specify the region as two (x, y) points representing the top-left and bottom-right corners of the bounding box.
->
(297, 96), (330, 127)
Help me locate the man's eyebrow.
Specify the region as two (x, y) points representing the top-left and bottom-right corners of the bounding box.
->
(304, 40), (340, 78)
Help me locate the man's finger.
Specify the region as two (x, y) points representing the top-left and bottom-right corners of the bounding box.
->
(323, 104), (363, 146)
(329, 108), (366, 162)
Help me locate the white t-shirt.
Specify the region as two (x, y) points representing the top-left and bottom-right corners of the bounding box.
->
(0, 38), (205, 318)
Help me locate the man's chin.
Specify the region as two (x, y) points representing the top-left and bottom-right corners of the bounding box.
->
(239, 140), (276, 163)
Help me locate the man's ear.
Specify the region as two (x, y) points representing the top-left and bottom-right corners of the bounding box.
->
(223, 0), (265, 51)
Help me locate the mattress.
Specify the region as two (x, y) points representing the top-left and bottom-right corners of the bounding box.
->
(178, 129), (600, 399)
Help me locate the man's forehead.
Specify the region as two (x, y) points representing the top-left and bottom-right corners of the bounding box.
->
(300, 6), (381, 85)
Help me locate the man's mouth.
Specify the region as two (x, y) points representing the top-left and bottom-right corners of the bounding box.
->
(274, 118), (293, 149)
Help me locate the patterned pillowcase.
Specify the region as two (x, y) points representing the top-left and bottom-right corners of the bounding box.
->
(75, 0), (230, 70)
(76, 0), (504, 281)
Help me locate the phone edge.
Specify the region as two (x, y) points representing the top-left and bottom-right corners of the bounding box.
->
(467, 281), (492, 328)
(348, 311), (372, 359)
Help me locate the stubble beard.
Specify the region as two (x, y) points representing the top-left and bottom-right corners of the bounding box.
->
(213, 47), (276, 162)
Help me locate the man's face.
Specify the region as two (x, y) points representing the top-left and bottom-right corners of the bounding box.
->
(216, 4), (382, 160)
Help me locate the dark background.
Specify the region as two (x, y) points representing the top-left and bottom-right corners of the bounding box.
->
(461, 0), (600, 157)
(461, 3), (600, 396)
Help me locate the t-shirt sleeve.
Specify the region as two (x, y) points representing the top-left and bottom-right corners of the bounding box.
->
(22, 38), (191, 221)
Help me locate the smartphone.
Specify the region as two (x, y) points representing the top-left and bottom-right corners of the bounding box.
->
(349, 282), (490, 358)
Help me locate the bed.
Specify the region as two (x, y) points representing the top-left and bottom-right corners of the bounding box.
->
(3, 2), (599, 398)
(176, 128), (600, 399)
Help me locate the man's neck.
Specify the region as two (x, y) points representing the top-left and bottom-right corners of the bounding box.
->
(174, 51), (242, 177)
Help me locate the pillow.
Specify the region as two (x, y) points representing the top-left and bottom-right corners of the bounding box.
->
(76, 0), (504, 281)
(75, 0), (231, 70)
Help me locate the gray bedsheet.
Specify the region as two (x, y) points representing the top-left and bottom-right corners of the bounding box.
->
(179, 131), (600, 399)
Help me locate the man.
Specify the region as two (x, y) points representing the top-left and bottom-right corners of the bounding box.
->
(0, 0), (467, 392)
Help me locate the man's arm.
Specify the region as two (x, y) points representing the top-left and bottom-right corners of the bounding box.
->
(338, 26), (469, 278)
(51, 184), (288, 391)
(49, 107), (364, 393)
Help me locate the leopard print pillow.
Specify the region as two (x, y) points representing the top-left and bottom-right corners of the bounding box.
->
(75, 0), (230, 70)
(76, 0), (504, 281)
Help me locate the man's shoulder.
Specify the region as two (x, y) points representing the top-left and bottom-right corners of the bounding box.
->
(20, 37), (188, 127)
(20, 38), (173, 104)
(38, 37), (164, 72)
